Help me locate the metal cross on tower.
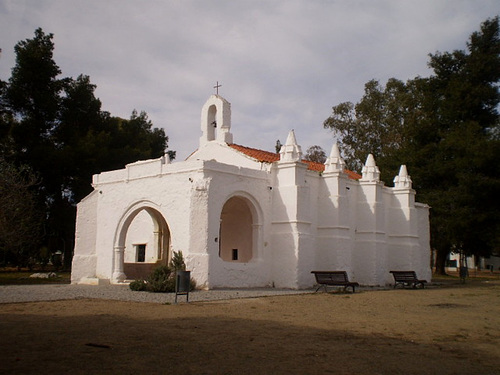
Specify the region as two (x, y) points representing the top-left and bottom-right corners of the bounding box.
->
(214, 81), (222, 95)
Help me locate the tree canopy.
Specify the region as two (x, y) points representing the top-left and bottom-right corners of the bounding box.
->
(304, 145), (327, 164)
(324, 17), (500, 273)
(0, 157), (42, 268)
(0, 28), (175, 268)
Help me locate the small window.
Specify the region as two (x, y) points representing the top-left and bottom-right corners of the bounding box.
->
(232, 249), (238, 261)
(136, 244), (146, 262)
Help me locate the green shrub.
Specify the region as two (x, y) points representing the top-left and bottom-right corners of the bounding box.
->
(129, 279), (147, 291)
(129, 251), (196, 293)
(169, 250), (186, 271)
(147, 265), (174, 293)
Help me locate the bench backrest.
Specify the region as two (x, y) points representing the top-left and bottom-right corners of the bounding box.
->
(390, 271), (418, 281)
(312, 271), (349, 283)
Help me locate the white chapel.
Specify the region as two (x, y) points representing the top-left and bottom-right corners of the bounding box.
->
(71, 94), (432, 288)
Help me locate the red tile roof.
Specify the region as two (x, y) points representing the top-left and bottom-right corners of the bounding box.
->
(228, 144), (361, 180)
(229, 144), (280, 163)
(343, 169), (363, 180)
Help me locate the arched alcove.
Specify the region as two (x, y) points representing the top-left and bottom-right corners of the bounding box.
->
(219, 196), (255, 263)
(206, 104), (217, 141)
(113, 203), (170, 282)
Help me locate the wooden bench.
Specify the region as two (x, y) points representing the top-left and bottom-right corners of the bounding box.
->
(390, 271), (427, 289)
(311, 271), (359, 293)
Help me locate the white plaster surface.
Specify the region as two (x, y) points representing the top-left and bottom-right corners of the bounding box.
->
(72, 95), (432, 288)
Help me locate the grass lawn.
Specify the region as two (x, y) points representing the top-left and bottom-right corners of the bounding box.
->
(433, 269), (500, 281)
(0, 268), (71, 285)
(1, 268), (497, 286)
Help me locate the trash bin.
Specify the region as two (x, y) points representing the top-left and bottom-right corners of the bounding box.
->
(175, 270), (191, 303)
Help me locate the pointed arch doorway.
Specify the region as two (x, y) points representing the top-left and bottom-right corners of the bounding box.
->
(112, 203), (170, 282)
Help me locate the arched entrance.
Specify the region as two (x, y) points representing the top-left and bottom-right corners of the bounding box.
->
(219, 196), (257, 263)
(112, 202), (170, 282)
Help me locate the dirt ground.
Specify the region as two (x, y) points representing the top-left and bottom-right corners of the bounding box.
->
(0, 279), (499, 375)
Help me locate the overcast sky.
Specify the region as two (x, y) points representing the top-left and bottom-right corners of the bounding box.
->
(1, 1), (499, 161)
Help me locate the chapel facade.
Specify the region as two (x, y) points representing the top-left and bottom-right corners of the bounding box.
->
(71, 94), (431, 288)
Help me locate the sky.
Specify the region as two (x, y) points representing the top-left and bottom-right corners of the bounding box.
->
(1, 1), (499, 161)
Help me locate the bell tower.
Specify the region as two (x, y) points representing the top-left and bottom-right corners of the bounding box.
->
(200, 95), (233, 147)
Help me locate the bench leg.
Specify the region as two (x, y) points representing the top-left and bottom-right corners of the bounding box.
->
(342, 285), (356, 293)
(314, 284), (328, 292)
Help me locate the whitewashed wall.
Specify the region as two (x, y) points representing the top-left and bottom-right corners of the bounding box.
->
(72, 95), (432, 288)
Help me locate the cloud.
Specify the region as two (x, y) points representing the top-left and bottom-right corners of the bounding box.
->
(1, 0), (499, 160)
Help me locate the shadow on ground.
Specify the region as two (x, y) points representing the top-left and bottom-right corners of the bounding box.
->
(0, 300), (497, 375)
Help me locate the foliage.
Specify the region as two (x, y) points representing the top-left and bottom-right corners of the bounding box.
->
(0, 28), (175, 268)
(129, 279), (148, 291)
(6, 28), (62, 139)
(275, 139), (282, 153)
(38, 246), (50, 270)
(129, 251), (196, 293)
(323, 77), (428, 176)
(0, 157), (43, 268)
(323, 17), (500, 273)
(169, 250), (186, 271)
(147, 265), (175, 293)
(304, 145), (327, 164)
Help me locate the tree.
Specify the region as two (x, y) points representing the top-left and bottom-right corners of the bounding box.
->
(323, 77), (424, 176)
(275, 139), (282, 153)
(304, 145), (327, 164)
(323, 17), (500, 274)
(56, 76), (174, 204)
(105, 110), (171, 171)
(423, 18), (500, 273)
(1, 28), (175, 268)
(0, 79), (16, 158)
(0, 158), (42, 268)
(6, 28), (62, 137)
(4, 28), (65, 196)
(2, 28), (68, 266)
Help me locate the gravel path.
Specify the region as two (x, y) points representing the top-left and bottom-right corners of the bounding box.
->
(0, 284), (313, 304)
